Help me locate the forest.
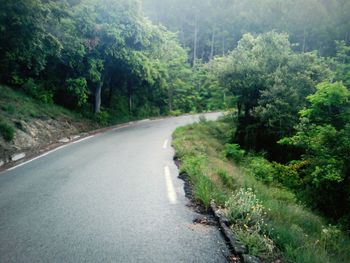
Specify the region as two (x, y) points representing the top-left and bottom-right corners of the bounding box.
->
(0, 0), (350, 261)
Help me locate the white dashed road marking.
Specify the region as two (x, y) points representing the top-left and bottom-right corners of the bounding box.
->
(164, 165), (177, 204)
(163, 139), (169, 149)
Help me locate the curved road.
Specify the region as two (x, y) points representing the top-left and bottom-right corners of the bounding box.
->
(0, 113), (229, 262)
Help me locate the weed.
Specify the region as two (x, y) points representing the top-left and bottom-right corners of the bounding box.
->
(0, 122), (15, 141)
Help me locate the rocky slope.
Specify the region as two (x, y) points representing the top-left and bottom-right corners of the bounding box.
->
(0, 85), (95, 166)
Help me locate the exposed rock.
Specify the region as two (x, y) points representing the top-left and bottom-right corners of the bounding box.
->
(11, 153), (26, 161)
(59, 138), (70, 143)
(0, 117), (82, 162)
(242, 254), (262, 263)
(193, 215), (217, 226)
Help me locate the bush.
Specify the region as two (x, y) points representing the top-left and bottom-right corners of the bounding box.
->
(22, 78), (53, 104)
(225, 188), (266, 229)
(226, 188), (277, 260)
(224, 143), (245, 162)
(271, 162), (301, 189)
(0, 122), (15, 141)
(246, 157), (275, 184)
(170, 110), (182, 116)
(233, 226), (274, 258)
(96, 110), (110, 126)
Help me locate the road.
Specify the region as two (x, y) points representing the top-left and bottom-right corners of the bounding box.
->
(0, 113), (230, 263)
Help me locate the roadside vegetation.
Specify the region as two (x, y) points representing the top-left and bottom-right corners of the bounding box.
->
(173, 117), (350, 263)
(0, 85), (96, 142)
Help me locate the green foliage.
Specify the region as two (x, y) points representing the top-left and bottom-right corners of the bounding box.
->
(280, 81), (350, 221)
(0, 0), (223, 118)
(22, 79), (53, 104)
(224, 144), (245, 163)
(66, 78), (89, 108)
(214, 32), (330, 159)
(233, 226), (274, 258)
(194, 175), (214, 209)
(180, 155), (226, 208)
(334, 40), (350, 88)
(169, 110), (182, 116)
(225, 188), (266, 229)
(301, 82), (350, 128)
(246, 157), (275, 184)
(271, 162), (301, 190)
(0, 121), (15, 142)
(95, 111), (110, 126)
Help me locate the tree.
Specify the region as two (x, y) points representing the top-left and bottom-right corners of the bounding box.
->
(280, 82), (350, 220)
(0, 0), (62, 84)
(216, 32), (329, 158)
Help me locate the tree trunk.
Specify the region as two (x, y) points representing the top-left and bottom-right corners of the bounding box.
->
(107, 77), (113, 107)
(210, 30), (215, 60)
(237, 102), (242, 117)
(128, 83), (133, 113)
(180, 24), (185, 47)
(94, 81), (103, 114)
(193, 12), (198, 66)
(222, 35), (225, 56)
(302, 27), (307, 53)
(168, 87), (173, 112)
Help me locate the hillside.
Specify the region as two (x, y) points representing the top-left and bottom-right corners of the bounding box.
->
(0, 85), (96, 165)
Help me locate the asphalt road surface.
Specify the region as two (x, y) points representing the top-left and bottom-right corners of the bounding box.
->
(0, 113), (230, 263)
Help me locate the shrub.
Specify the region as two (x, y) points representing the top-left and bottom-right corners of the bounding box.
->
(22, 78), (53, 104)
(96, 110), (110, 126)
(233, 226), (274, 258)
(226, 188), (276, 259)
(224, 143), (245, 162)
(246, 157), (275, 184)
(271, 162), (301, 189)
(225, 188), (266, 229)
(170, 110), (182, 116)
(0, 122), (15, 141)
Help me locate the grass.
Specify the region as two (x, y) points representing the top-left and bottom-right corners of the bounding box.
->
(172, 117), (350, 263)
(0, 85), (84, 121)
